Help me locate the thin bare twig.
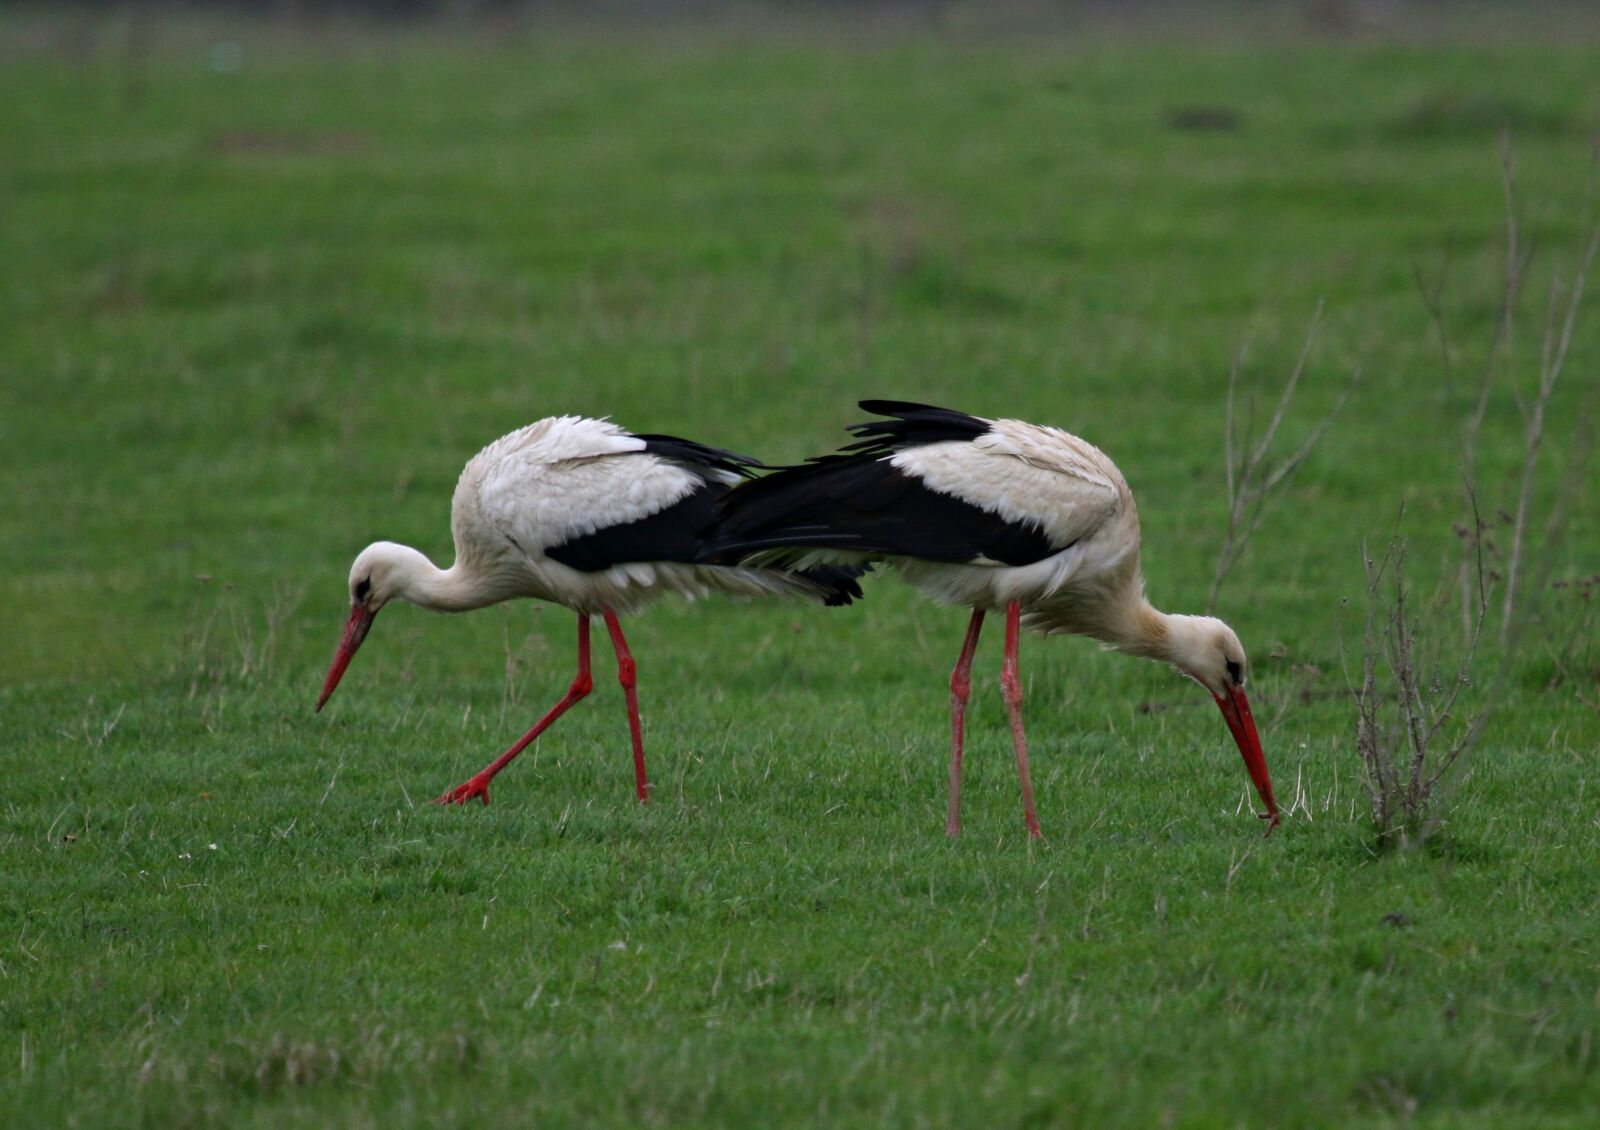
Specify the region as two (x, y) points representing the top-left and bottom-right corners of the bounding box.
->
(1500, 221), (1600, 641)
(1413, 228), (1458, 400)
(1458, 137), (1535, 643)
(1209, 303), (1355, 612)
(1424, 483), (1489, 758)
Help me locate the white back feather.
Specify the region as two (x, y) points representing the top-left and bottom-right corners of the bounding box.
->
(458, 416), (700, 559)
(888, 418), (1124, 551)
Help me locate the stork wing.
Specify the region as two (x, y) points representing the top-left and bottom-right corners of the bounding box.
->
(469, 418), (752, 564)
(706, 408), (1122, 569)
(892, 419), (1124, 553)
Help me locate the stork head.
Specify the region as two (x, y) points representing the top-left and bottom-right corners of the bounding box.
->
(315, 541), (417, 712)
(1163, 614), (1249, 697)
(1164, 614), (1279, 832)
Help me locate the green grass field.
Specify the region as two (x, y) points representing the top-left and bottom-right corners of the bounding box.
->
(4, 12), (1600, 1127)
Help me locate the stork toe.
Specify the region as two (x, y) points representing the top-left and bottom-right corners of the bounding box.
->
(435, 776), (492, 806)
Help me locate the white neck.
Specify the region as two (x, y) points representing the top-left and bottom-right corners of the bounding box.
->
(1057, 584), (1188, 666)
(1078, 593), (1231, 692)
(382, 544), (505, 613)
(1082, 594), (1175, 662)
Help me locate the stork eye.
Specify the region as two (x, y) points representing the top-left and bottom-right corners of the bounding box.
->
(354, 578), (372, 601)
(1225, 659), (1243, 685)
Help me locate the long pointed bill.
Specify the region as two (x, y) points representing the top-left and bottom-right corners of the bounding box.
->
(1213, 686), (1280, 834)
(316, 603), (378, 712)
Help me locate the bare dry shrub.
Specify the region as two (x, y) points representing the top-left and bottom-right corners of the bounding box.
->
(1344, 520), (1496, 847)
(1431, 138), (1600, 649)
(1355, 141), (1600, 846)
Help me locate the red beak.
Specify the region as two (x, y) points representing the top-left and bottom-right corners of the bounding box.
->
(1213, 686), (1280, 833)
(316, 602), (378, 712)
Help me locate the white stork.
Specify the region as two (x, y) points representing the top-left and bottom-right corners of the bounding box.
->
(706, 400), (1279, 838)
(315, 415), (862, 805)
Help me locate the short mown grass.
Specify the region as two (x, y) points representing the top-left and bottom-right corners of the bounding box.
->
(2, 14), (1599, 1127)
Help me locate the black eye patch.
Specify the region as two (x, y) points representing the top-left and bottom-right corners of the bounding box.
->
(354, 578), (372, 601)
(1225, 659), (1243, 685)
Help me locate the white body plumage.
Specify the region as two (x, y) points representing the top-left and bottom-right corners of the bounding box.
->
(438, 415), (822, 615)
(884, 419), (1143, 635)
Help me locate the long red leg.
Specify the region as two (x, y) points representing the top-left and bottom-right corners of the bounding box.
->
(1000, 600), (1043, 839)
(946, 608), (986, 837)
(603, 609), (650, 802)
(435, 614), (593, 806)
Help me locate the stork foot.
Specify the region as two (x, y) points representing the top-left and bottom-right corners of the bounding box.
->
(434, 775), (492, 806)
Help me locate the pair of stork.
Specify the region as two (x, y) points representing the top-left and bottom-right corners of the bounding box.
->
(316, 400), (1279, 838)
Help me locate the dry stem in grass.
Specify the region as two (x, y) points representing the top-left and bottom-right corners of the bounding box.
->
(1362, 143), (1600, 845)
(1448, 136), (1600, 646)
(1344, 507), (1496, 848)
(1543, 572), (1600, 692)
(1422, 142), (1530, 641)
(1209, 303), (1356, 613)
(1501, 220), (1599, 642)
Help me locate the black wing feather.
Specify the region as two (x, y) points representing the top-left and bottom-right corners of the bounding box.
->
(547, 481), (724, 572)
(841, 400), (991, 456)
(633, 433), (762, 480)
(545, 450), (866, 605)
(705, 458), (1057, 568)
(545, 428), (754, 572)
(798, 563), (869, 607)
(705, 399), (1054, 569)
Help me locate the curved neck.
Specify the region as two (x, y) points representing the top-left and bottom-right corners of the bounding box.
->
(1088, 595), (1176, 664)
(393, 548), (501, 613)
